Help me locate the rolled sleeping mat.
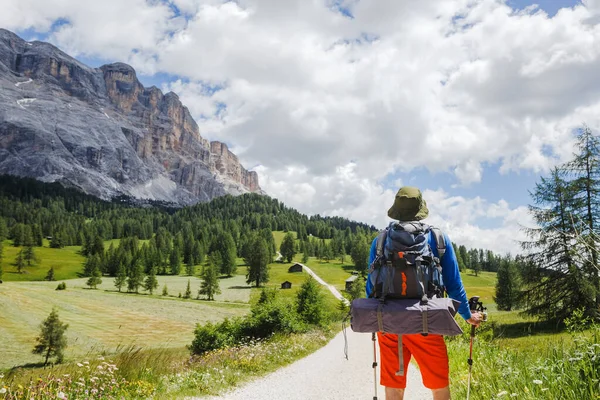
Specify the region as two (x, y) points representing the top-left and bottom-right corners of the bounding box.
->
(350, 297), (463, 336)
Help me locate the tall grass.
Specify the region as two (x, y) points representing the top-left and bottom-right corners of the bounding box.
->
(447, 323), (600, 399)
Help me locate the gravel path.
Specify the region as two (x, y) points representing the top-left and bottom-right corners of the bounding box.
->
(197, 264), (431, 400)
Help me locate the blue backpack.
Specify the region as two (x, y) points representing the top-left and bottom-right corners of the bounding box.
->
(368, 221), (446, 303)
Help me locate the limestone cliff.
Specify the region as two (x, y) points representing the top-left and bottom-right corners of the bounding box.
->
(0, 29), (262, 204)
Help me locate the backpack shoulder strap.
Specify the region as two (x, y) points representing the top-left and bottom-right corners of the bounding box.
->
(430, 226), (446, 259)
(375, 229), (388, 258)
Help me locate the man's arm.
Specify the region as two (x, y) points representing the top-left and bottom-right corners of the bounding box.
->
(437, 233), (472, 321)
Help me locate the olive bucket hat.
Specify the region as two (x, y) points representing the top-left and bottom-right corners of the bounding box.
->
(387, 186), (429, 221)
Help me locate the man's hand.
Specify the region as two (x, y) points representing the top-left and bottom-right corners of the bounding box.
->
(466, 312), (483, 328)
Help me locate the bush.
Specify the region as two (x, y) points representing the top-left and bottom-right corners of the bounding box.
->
(242, 298), (305, 338)
(190, 318), (242, 355)
(55, 282), (67, 290)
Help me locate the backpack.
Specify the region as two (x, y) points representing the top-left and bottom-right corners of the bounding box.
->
(368, 221), (446, 302)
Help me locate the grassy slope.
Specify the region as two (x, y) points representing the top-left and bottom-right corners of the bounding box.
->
(0, 275), (251, 370)
(1, 240), (85, 281)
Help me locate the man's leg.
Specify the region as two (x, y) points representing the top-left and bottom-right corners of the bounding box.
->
(431, 387), (450, 400)
(385, 387), (405, 400)
(377, 333), (411, 399)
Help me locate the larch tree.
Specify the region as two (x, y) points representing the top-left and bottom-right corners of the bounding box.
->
(245, 234), (270, 288)
(32, 308), (68, 365)
(280, 232), (297, 263)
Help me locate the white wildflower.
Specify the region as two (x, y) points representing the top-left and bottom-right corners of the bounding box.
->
(57, 391), (66, 399)
(497, 391), (508, 397)
(533, 379), (543, 385)
(0, 388), (6, 394)
(77, 363), (83, 367)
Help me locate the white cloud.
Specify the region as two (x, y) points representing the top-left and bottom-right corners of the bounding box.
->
(6, 0), (600, 252)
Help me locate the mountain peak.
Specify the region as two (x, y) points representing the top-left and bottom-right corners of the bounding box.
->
(0, 29), (262, 205)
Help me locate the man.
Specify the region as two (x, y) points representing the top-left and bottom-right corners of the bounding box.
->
(366, 187), (482, 400)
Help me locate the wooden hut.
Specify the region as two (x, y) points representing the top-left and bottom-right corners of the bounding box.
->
(281, 281), (292, 289)
(345, 275), (358, 291)
(288, 263), (303, 273)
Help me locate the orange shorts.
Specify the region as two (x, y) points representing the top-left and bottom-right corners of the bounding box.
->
(377, 332), (449, 390)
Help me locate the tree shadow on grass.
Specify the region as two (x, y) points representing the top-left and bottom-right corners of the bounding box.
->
(491, 320), (563, 339)
(228, 286), (252, 290)
(8, 361), (48, 373)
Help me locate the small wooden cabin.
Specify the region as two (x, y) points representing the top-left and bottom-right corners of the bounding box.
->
(288, 263), (303, 273)
(281, 281), (292, 289)
(345, 275), (358, 291)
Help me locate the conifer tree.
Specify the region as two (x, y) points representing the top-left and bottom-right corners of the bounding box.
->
(521, 167), (588, 320)
(296, 276), (326, 326)
(114, 263), (126, 292)
(45, 267), (56, 281)
(144, 267), (158, 295)
(23, 245), (39, 266)
(169, 248), (181, 275)
(245, 235), (270, 287)
(185, 258), (195, 276)
(494, 257), (521, 311)
(199, 263), (221, 300)
(33, 308), (68, 365)
(162, 284), (169, 296)
(280, 232), (297, 263)
(184, 279), (192, 299)
(565, 126), (600, 308)
(350, 236), (370, 272)
(86, 265), (102, 289)
(127, 260), (144, 293)
(15, 249), (25, 273)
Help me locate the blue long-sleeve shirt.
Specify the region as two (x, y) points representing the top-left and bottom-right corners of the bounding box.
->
(365, 230), (472, 320)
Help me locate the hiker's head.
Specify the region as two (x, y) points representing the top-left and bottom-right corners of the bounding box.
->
(387, 186), (429, 221)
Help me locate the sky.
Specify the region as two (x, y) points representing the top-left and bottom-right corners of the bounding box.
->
(2, 0), (600, 254)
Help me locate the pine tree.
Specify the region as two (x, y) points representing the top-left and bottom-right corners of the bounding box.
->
(521, 168), (588, 320)
(15, 249), (25, 273)
(302, 251), (309, 264)
(169, 249), (181, 276)
(86, 265), (102, 289)
(215, 232), (237, 276)
(32, 308), (68, 365)
(199, 263), (221, 300)
(350, 236), (370, 272)
(296, 276), (326, 326)
(23, 245), (39, 266)
(185, 258), (195, 276)
(144, 267), (158, 295)
(127, 260), (144, 293)
(184, 279), (192, 299)
(45, 267), (56, 281)
(83, 254), (100, 277)
(114, 263), (126, 292)
(280, 232), (297, 263)
(565, 126), (600, 309)
(162, 284), (169, 296)
(494, 257), (521, 311)
(245, 235), (270, 287)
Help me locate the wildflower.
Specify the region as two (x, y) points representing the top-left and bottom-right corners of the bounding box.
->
(0, 388), (6, 394)
(497, 391), (508, 397)
(98, 356), (105, 361)
(533, 380), (543, 385)
(57, 391), (66, 399)
(97, 365), (103, 370)
(77, 363), (83, 367)
(510, 394), (517, 397)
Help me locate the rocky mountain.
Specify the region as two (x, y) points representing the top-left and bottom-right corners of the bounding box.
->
(0, 29), (262, 205)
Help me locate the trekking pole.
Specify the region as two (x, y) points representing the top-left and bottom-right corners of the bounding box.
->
(372, 332), (378, 400)
(466, 296), (487, 400)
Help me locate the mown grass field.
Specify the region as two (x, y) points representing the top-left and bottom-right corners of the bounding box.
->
(0, 275), (251, 370)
